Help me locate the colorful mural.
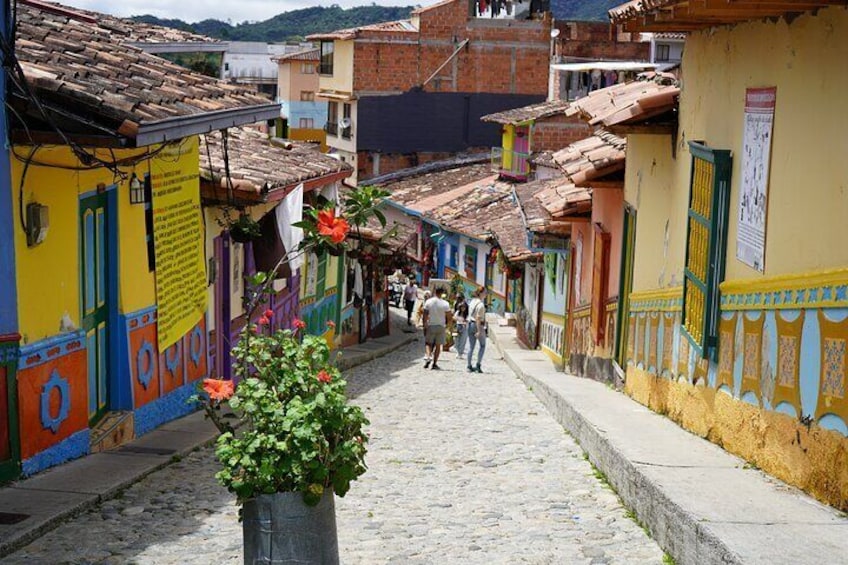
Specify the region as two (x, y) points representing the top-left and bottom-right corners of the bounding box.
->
(626, 272), (848, 510)
(10, 142), (213, 475)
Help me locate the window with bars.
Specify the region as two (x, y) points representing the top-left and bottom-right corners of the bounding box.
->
(682, 141), (733, 360)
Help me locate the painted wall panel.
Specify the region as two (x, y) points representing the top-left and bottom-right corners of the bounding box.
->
(16, 333), (88, 460)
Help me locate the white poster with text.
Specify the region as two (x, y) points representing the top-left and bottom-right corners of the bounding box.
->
(737, 87), (776, 272)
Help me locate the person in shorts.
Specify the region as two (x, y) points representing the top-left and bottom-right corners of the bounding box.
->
(422, 288), (452, 370)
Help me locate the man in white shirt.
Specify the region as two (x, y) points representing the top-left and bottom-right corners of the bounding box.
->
(422, 288), (452, 370)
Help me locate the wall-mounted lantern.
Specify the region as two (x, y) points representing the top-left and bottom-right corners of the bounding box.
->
(129, 173), (146, 205)
(26, 202), (49, 247)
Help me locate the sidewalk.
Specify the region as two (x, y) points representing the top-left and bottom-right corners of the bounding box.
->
(488, 320), (848, 565)
(0, 320), (417, 558)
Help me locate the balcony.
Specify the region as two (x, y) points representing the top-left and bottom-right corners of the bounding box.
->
(325, 121), (338, 136)
(491, 147), (531, 181)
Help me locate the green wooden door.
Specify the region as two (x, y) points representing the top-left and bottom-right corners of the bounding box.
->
(80, 193), (110, 425)
(616, 205), (637, 368)
(0, 341), (20, 482)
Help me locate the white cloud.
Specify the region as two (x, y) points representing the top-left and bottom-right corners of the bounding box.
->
(59, 0), (426, 24)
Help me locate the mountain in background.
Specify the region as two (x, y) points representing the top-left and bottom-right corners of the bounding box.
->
(552, 0), (622, 21)
(133, 6), (416, 43)
(132, 1), (613, 43)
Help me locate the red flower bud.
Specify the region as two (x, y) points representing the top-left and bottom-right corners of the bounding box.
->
(317, 370), (332, 384)
(264, 309), (274, 318)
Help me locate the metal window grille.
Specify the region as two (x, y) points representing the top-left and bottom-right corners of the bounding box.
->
(682, 141), (732, 360)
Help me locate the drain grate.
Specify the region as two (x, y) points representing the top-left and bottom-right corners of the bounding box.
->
(0, 512), (29, 525)
(116, 446), (177, 456)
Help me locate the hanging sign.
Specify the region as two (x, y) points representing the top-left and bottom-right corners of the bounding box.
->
(151, 137), (208, 351)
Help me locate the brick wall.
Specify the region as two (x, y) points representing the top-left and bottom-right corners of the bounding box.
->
(554, 21), (650, 61)
(351, 0), (552, 96)
(532, 114), (592, 153)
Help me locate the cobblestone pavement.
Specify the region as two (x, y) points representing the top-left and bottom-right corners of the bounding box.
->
(5, 336), (665, 564)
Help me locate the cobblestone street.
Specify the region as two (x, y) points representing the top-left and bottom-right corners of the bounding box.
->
(5, 335), (665, 564)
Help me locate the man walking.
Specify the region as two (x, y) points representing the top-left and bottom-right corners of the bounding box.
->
(422, 288), (452, 370)
(403, 279), (418, 325)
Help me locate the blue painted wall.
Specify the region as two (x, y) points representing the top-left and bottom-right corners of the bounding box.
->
(0, 0), (17, 335)
(280, 100), (328, 129)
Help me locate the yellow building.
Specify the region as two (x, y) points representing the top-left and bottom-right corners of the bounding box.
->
(4, 1), (278, 479)
(197, 127), (352, 376)
(611, 2), (848, 510)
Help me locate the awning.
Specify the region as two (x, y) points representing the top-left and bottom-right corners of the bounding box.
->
(551, 61), (659, 72)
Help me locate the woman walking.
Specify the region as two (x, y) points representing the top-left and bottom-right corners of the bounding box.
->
(466, 287), (487, 373)
(453, 292), (469, 358)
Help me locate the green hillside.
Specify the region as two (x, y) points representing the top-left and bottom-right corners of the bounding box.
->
(131, 1), (615, 43)
(132, 5), (416, 43)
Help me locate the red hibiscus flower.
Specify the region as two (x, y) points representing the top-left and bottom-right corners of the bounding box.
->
(264, 309), (274, 318)
(203, 378), (234, 401)
(326, 320), (336, 329)
(294, 318), (306, 329)
(317, 370), (332, 384)
(258, 316), (270, 326)
(317, 209), (350, 244)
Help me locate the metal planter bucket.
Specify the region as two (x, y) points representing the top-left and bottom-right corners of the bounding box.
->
(243, 491), (339, 564)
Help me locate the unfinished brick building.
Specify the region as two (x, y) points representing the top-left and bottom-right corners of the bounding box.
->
(308, 0), (553, 183)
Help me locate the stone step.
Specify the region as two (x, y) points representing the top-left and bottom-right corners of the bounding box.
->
(89, 411), (134, 453)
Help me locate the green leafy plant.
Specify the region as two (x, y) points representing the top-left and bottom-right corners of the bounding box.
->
(192, 185), (391, 509)
(217, 208), (262, 243)
(213, 322), (369, 507)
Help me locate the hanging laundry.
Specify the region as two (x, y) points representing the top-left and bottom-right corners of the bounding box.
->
(276, 183), (304, 272)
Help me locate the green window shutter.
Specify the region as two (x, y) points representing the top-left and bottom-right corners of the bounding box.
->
(316, 251), (328, 298)
(682, 142), (733, 360)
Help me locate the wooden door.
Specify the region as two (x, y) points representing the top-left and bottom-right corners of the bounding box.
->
(80, 193), (109, 424)
(616, 206), (637, 367)
(0, 337), (20, 482)
(213, 233), (232, 380)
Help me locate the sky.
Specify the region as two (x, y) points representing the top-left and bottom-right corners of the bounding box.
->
(59, 0), (424, 23)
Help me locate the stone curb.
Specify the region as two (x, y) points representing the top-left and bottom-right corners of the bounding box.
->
(489, 328), (741, 565)
(0, 333), (416, 559)
(333, 333), (418, 372)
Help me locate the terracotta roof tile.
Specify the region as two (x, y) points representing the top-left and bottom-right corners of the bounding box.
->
(426, 178), (514, 240)
(307, 19), (418, 41)
(200, 128), (352, 204)
(377, 162), (495, 208)
(22, 0), (224, 45)
(481, 99), (571, 125)
(486, 197), (538, 262)
(552, 130), (626, 184)
(274, 48), (319, 62)
(514, 130), (628, 232)
(565, 74), (679, 127)
(14, 1), (273, 139)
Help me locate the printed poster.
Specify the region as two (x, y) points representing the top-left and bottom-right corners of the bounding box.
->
(736, 87), (776, 272)
(151, 137), (208, 351)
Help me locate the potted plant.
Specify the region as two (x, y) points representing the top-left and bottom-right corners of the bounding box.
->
(195, 185), (390, 564)
(218, 208), (262, 243)
(200, 310), (368, 563)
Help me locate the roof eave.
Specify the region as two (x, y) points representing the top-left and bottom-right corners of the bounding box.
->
(130, 103), (281, 147)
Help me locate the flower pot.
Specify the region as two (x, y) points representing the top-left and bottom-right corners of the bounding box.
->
(243, 490), (338, 565)
(230, 227), (258, 244)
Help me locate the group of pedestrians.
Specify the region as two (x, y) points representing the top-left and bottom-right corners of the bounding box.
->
(403, 278), (487, 373)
